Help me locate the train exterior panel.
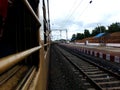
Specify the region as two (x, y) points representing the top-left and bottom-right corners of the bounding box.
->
(0, 0), (50, 90)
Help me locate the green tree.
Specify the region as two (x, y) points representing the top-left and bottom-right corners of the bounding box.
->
(99, 26), (106, 33)
(76, 33), (84, 40)
(108, 22), (120, 33)
(84, 29), (90, 38)
(91, 28), (99, 36)
(91, 26), (106, 36)
(71, 34), (76, 41)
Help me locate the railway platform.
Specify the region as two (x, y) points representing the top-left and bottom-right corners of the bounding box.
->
(63, 43), (120, 64)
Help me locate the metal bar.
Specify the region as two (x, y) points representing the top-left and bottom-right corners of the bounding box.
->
(0, 46), (41, 74)
(44, 43), (49, 47)
(16, 66), (35, 90)
(44, 30), (51, 36)
(47, 0), (50, 31)
(22, 0), (41, 26)
(22, 67), (36, 90)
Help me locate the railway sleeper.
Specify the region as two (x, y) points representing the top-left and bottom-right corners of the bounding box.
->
(92, 77), (114, 80)
(83, 69), (99, 72)
(100, 82), (120, 89)
(86, 71), (103, 74)
(93, 77), (116, 82)
(98, 80), (120, 85)
(89, 74), (110, 78)
(80, 67), (98, 70)
(102, 86), (120, 90)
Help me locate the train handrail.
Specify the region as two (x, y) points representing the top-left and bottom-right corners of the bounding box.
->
(0, 0), (50, 89)
(44, 43), (49, 47)
(0, 46), (41, 74)
(22, 0), (41, 26)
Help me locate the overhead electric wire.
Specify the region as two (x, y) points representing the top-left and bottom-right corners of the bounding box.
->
(51, 0), (93, 40)
(63, 0), (79, 20)
(74, 0), (92, 21)
(63, 0), (93, 27)
(62, 0), (84, 26)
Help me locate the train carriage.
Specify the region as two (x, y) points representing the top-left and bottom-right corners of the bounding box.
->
(0, 0), (50, 90)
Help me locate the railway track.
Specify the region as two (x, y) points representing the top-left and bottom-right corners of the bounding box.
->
(56, 45), (120, 90)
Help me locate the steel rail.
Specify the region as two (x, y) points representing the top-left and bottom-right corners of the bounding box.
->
(22, 0), (41, 26)
(58, 45), (120, 89)
(0, 46), (41, 74)
(62, 45), (120, 79)
(57, 46), (102, 90)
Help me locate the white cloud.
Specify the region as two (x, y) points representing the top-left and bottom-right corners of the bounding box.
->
(49, 0), (120, 39)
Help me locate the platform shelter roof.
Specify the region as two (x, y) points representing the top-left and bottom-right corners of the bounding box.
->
(94, 33), (106, 38)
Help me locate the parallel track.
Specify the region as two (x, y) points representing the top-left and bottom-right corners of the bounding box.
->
(56, 45), (120, 90)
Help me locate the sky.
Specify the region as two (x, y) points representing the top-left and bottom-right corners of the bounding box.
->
(49, 0), (120, 40)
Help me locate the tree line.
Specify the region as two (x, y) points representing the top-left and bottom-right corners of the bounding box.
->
(71, 22), (120, 41)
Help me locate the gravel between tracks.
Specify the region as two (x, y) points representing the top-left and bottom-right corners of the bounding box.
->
(48, 44), (86, 90)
